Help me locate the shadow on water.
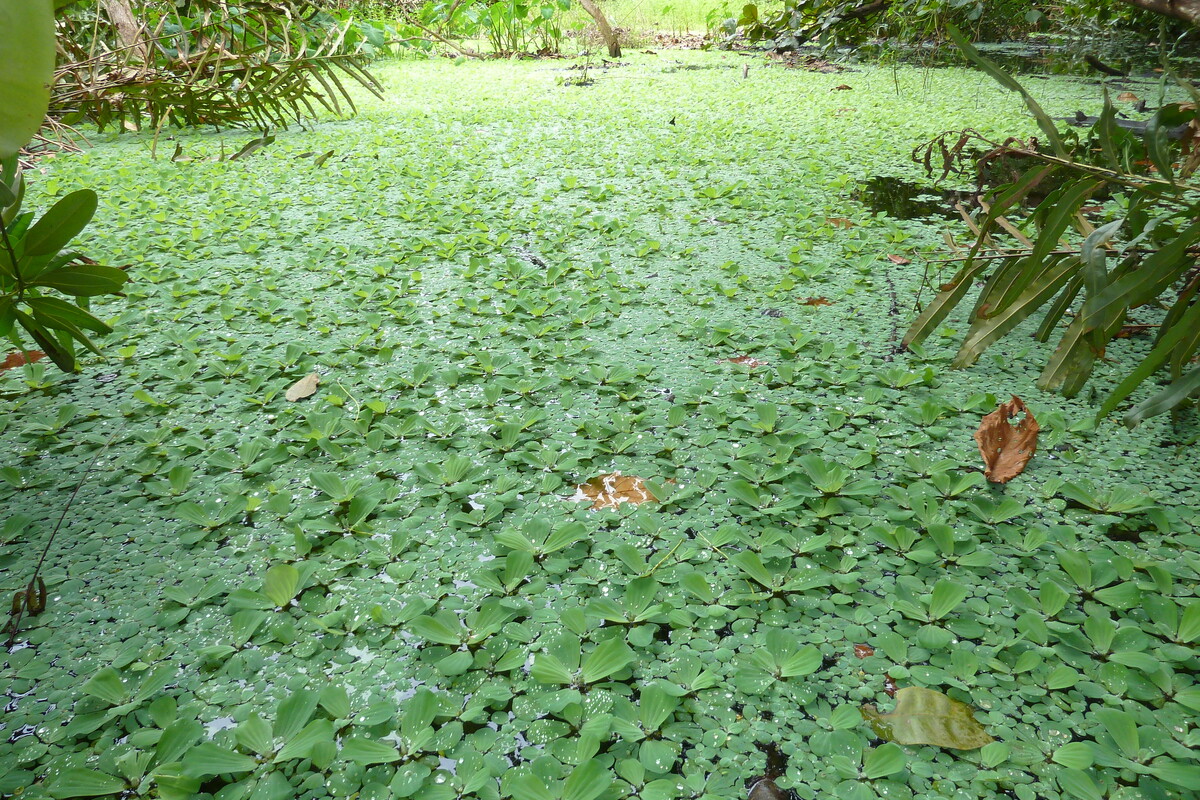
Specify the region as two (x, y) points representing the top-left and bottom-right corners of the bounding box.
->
(853, 36), (1200, 79)
(854, 176), (976, 221)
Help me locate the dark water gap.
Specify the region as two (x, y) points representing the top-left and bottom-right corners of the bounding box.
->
(853, 176), (975, 221)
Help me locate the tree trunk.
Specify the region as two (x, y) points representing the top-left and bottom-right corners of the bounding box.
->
(576, 0), (621, 58)
(1116, 0), (1200, 26)
(101, 0), (150, 63)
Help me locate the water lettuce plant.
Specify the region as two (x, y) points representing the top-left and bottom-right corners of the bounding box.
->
(0, 46), (1197, 800)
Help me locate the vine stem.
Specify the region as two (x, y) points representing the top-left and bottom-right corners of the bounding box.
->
(6, 423), (125, 646)
(0, 213), (25, 296)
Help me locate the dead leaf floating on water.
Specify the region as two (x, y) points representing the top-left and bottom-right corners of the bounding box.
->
(1, 350), (46, 371)
(573, 473), (658, 510)
(887, 254), (911, 265)
(974, 395), (1039, 483)
(1118, 91), (1140, 102)
(724, 355), (768, 367)
(801, 297), (832, 306)
(861, 686), (995, 750)
(854, 644), (874, 658)
(285, 373), (320, 402)
(825, 217), (855, 229)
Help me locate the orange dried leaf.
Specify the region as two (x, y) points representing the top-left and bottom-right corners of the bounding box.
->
(887, 254), (911, 265)
(1117, 91), (1139, 102)
(825, 217), (855, 228)
(854, 644), (874, 658)
(1113, 324), (1154, 339)
(724, 355), (768, 367)
(801, 297), (832, 306)
(573, 472), (659, 510)
(285, 373), (320, 402)
(0, 350), (46, 371)
(974, 395), (1039, 484)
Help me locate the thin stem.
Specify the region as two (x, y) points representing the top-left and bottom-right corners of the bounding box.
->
(0, 214), (24, 297)
(6, 424), (125, 645)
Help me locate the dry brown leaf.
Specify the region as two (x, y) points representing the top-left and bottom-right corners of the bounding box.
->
(887, 254), (911, 265)
(825, 217), (855, 228)
(1117, 91), (1140, 102)
(801, 296), (832, 306)
(285, 372), (320, 402)
(572, 473), (658, 510)
(1113, 324), (1155, 339)
(724, 355), (768, 367)
(974, 395), (1039, 483)
(854, 644), (874, 658)
(0, 350), (46, 371)
(832, 84), (853, 90)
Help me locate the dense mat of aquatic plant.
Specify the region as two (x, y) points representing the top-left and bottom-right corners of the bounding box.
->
(1, 52), (1197, 800)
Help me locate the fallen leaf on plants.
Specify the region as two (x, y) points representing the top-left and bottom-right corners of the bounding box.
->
(861, 686), (995, 750)
(887, 254), (911, 265)
(884, 675), (898, 697)
(724, 355), (768, 367)
(832, 84), (853, 90)
(1113, 324), (1155, 339)
(854, 644), (874, 658)
(801, 297), (832, 306)
(974, 395), (1038, 484)
(285, 373), (320, 402)
(1117, 92), (1139, 102)
(1, 351), (46, 371)
(572, 473), (658, 510)
(825, 217), (855, 228)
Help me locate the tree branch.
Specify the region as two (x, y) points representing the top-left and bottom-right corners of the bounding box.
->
(1116, 0), (1200, 25)
(402, 18), (484, 59)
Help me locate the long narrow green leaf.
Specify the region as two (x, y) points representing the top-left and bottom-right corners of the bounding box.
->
(1124, 365), (1200, 427)
(971, 250), (1036, 319)
(1146, 107), (1177, 184)
(1080, 219), (1200, 327)
(948, 25), (1066, 157)
(952, 255), (1080, 368)
(903, 259), (991, 348)
(1024, 179), (1103, 275)
(1156, 273), (1199, 347)
(1097, 300), (1200, 421)
(1080, 218), (1123, 300)
(1034, 274), (1083, 341)
(1096, 88), (1121, 171)
(1039, 317), (1092, 395)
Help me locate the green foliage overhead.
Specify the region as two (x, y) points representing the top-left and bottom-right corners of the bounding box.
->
(0, 0), (55, 159)
(906, 27), (1200, 426)
(53, 0), (385, 132)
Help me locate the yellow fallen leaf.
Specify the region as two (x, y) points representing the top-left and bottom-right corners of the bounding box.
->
(571, 473), (658, 510)
(724, 355), (768, 367)
(862, 687), (995, 750)
(286, 373), (320, 402)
